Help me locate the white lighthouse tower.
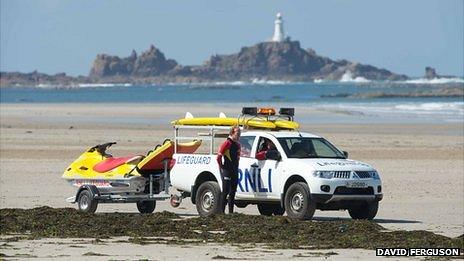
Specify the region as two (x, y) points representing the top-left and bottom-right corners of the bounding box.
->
(272, 12), (285, 42)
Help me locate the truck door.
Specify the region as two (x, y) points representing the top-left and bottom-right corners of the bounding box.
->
(236, 135), (258, 200)
(237, 136), (277, 200)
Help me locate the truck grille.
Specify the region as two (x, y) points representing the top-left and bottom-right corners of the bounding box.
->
(355, 171), (372, 179)
(333, 171), (351, 179)
(334, 186), (374, 195)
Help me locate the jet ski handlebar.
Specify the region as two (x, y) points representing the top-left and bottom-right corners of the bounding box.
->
(89, 142), (117, 155)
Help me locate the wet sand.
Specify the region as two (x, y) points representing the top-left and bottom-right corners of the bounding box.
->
(1, 103), (463, 259)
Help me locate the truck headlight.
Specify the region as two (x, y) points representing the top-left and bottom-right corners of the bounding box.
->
(370, 171), (380, 180)
(313, 171), (334, 179)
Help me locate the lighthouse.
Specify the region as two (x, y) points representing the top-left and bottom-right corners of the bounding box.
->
(271, 12), (285, 42)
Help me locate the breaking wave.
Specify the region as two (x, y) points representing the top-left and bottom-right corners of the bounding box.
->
(394, 102), (464, 114)
(339, 71), (370, 83)
(403, 77), (464, 84)
(251, 79), (291, 85)
(316, 101), (464, 117)
(77, 83), (133, 88)
(34, 83), (133, 89)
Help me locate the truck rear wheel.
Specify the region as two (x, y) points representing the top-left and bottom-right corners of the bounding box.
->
(284, 182), (315, 220)
(195, 181), (223, 217)
(136, 200), (156, 214)
(257, 203), (285, 216)
(77, 189), (98, 213)
(348, 201), (378, 220)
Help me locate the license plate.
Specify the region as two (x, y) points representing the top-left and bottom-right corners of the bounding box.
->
(346, 181), (368, 188)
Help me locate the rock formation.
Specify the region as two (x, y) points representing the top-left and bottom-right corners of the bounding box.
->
(87, 41), (406, 82)
(424, 67), (457, 79)
(89, 45), (177, 78)
(425, 67), (438, 79)
(2, 41), (411, 87)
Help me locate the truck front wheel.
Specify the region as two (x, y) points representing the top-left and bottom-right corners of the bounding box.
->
(195, 181), (223, 217)
(284, 182), (316, 220)
(348, 201), (379, 220)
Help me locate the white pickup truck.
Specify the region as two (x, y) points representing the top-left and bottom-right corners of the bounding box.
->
(170, 125), (383, 220)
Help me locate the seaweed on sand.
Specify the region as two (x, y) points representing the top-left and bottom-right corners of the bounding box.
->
(1, 207), (463, 252)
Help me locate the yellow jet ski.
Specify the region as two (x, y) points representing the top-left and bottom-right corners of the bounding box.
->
(62, 140), (201, 213)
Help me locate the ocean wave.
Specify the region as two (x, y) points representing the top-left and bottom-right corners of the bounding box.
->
(77, 83), (133, 88)
(403, 77), (464, 84)
(251, 79), (290, 85)
(395, 102), (464, 114)
(339, 71), (370, 83)
(316, 101), (464, 116)
(182, 79), (293, 87)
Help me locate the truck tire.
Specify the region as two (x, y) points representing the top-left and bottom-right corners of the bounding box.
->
(77, 189), (98, 213)
(257, 203), (285, 216)
(284, 182), (315, 220)
(195, 181), (223, 217)
(348, 201), (378, 220)
(136, 200), (156, 214)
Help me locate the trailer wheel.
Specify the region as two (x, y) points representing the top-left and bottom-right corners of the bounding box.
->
(257, 203), (285, 216)
(77, 189), (98, 213)
(195, 181), (223, 217)
(284, 182), (315, 220)
(348, 201), (378, 220)
(136, 200), (156, 214)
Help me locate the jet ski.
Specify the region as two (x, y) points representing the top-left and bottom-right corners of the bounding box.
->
(62, 139), (202, 195)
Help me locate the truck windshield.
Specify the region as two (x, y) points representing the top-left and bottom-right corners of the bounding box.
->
(277, 137), (346, 159)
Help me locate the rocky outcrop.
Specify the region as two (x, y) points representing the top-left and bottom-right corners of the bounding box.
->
(424, 66), (457, 79)
(199, 41), (332, 79)
(88, 41), (407, 82)
(0, 71), (83, 87)
(89, 45), (177, 78)
(2, 41), (412, 86)
(132, 45), (177, 76)
(425, 67), (437, 79)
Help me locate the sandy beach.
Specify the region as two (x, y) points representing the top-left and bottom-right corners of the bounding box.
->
(1, 103), (463, 259)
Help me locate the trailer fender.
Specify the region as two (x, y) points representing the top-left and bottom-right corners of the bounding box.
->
(75, 185), (100, 202)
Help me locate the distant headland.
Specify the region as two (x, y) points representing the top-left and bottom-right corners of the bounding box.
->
(1, 13), (460, 87)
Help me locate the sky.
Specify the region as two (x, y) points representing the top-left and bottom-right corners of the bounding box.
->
(1, 0), (463, 77)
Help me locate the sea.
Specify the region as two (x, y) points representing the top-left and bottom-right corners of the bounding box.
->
(1, 78), (463, 124)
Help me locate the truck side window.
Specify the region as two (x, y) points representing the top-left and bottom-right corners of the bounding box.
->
(239, 136), (255, 157)
(256, 137), (277, 160)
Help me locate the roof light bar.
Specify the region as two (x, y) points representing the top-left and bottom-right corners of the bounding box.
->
(242, 107), (258, 116)
(258, 108), (276, 115)
(279, 108), (295, 117)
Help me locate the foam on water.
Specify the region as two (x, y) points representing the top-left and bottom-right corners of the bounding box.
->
(339, 71), (371, 83)
(403, 77), (464, 84)
(315, 101), (464, 118)
(251, 79), (290, 85)
(77, 83), (133, 88)
(395, 102), (464, 114)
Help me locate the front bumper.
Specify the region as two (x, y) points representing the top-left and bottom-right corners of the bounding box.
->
(312, 193), (383, 204)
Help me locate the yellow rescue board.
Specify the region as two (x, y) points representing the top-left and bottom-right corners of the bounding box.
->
(274, 120), (299, 130)
(171, 117), (276, 129)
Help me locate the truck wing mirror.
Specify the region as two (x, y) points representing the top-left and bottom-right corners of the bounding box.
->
(343, 151), (349, 158)
(266, 150), (281, 161)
